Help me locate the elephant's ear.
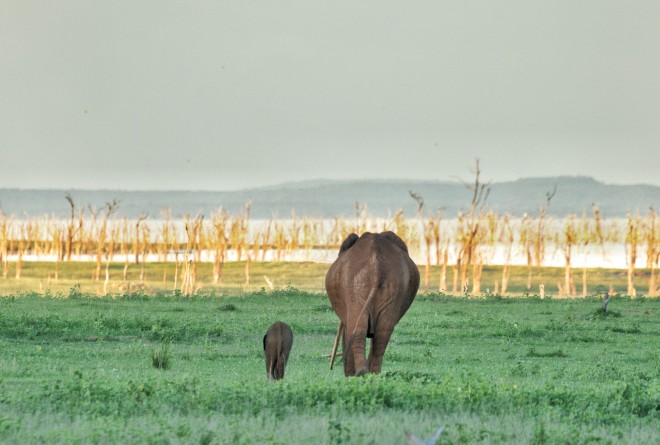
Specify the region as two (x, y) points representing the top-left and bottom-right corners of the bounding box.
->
(381, 231), (408, 252)
(339, 233), (359, 254)
(263, 334), (267, 351)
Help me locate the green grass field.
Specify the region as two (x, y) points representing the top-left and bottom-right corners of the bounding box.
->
(0, 289), (658, 444)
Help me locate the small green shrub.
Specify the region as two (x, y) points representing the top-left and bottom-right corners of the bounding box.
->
(152, 343), (172, 370)
(531, 420), (547, 445)
(590, 307), (622, 318)
(328, 420), (351, 444)
(527, 348), (567, 358)
(609, 324), (641, 334)
(219, 303), (238, 312)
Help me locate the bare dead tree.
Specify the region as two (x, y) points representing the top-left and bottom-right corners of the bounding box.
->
(47, 217), (63, 281)
(625, 212), (641, 297)
(74, 208), (85, 258)
(644, 207), (658, 296)
(159, 209), (173, 285)
(159, 209), (174, 263)
(500, 214), (515, 295)
(410, 191), (433, 292)
(577, 213), (592, 297)
(121, 218), (130, 282)
(182, 214), (203, 295)
(212, 208), (230, 285)
(592, 204), (605, 257)
(94, 199), (119, 281)
(64, 193), (77, 261)
(140, 219), (151, 283)
(524, 185), (556, 290)
(422, 218), (433, 292)
(86, 205), (100, 262)
(559, 215), (577, 298)
(15, 221), (28, 279)
(134, 213), (148, 265)
(243, 201), (252, 285)
(427, 208), (449, 293)
(104, 224), (119, 294)
(535, 186), (556, 266)
(453, 159), (490, 294)
(0, 209), (9, 279)
(260, 218), (273, 262)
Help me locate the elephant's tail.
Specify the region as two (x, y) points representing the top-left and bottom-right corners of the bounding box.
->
(350, 285), (378, 339)
(343, 284), (379, 371)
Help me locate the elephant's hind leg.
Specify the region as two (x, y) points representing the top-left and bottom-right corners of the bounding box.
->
(344, 332), (369, 376)
(346, 285), (377, 376)
(368, 325), (394, 374)
(351, 333), (369, 376)
(267, 358), (276, 380)
(342, 332), (356, 376)
(275, 353), (286, 379)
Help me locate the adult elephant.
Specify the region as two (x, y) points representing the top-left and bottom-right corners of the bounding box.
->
(325, 231), (420, 376)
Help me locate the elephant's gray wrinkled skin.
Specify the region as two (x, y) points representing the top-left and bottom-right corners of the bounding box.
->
(263, 321), (293, 380)
(325, 232), (420, 376)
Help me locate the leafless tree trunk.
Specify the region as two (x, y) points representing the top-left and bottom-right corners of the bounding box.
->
(64, 194), (76, 261)
(103, 224), (118, 294)
(183, 214), (203, 294)
(243, 202), (252, 285)
(140, 222), (150, 283)
(625, 212), (640, 297)
(75, 209), (85, 258)
(472, 255), (483, 295)
(1, 213), (9, 279)
(524, 186), (556, 290)
(134, 214), (147, 265)
(452, 251), (461, 295)
(95, 200), (119, 281)
(121, 218), (130, 282)
(423, 219), (433, 293)
(159, 210), (173, 285)
(49, 222), (63, 281)
(454, 159), (490, 296)
(439, 244), (448, 293)
(260, 218), (273, 262)
(500, 215), (514, 296)
(645, 208), (658, 296)
(577, 213), (592, 297)
(562, 216), (577, 298)
(15, 222), (26, 279)
(212, 209), (229, 285)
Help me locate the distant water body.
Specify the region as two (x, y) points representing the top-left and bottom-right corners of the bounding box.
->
(2, 177), (659, 218)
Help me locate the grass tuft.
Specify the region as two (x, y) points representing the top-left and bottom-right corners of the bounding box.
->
(151, 343), (172, 370)
(527, 348), (568, 358)
(590, 307), (622, 318)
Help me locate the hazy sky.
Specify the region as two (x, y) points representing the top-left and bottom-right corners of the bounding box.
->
(1, 1), (659, 190)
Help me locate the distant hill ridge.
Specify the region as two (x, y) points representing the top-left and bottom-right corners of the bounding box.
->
(1, 176), (658, 219)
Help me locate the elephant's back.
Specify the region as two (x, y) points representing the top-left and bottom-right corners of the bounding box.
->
(265, 321), (293, 350)
(328, 232), (418, 292)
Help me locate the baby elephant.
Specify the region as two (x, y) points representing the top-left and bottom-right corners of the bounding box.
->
(263, 321), (293, 380)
